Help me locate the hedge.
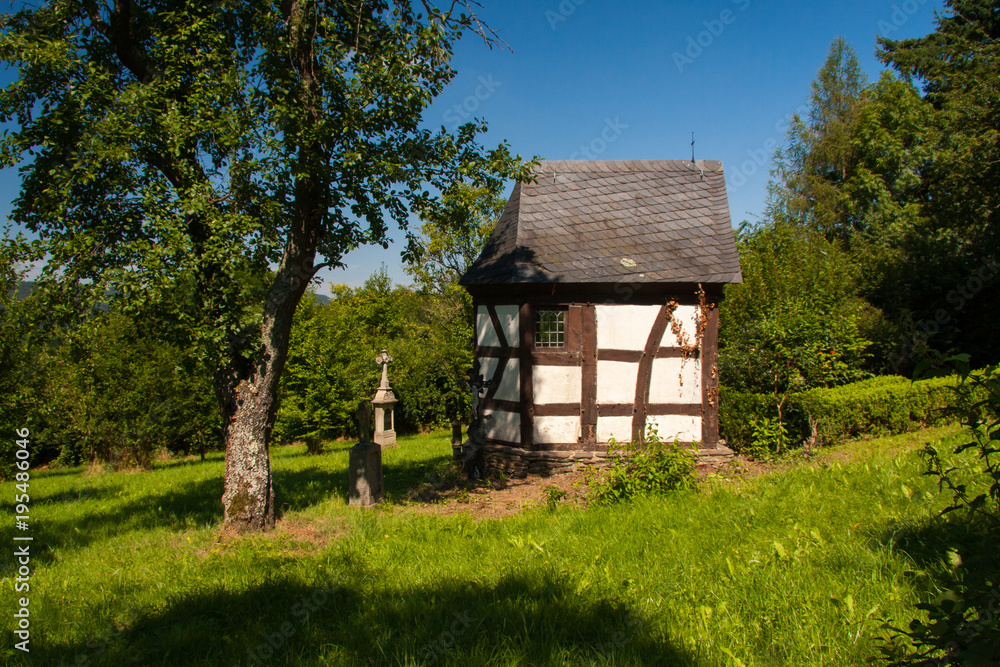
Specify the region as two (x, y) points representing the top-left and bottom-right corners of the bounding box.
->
(720, 375), (959, 455)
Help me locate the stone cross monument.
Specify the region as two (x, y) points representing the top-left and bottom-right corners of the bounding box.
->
(371, 349), (398, 449)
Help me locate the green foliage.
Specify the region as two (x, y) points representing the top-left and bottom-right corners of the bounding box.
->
(29, 310), (220, 470)
(879, 360), (1000, 665)
(720, 219), (879, 395)
(543, 485), (568, 510)
(404, 181), (508, 294)
(585, 427), (698, 504)
(747, 415), (787, 460)
(925, 367), (1000, 523)
(721, 376), (957, 457)
(274, 269), (472, 443)
(0, 253), (31, 479)
(792, 375), (956, 448)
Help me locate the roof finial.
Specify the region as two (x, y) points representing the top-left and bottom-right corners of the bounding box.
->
(691, 131), (695, 163)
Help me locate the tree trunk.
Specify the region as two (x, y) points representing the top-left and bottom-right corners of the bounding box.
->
(219, 0), (326, 532)
(219, 223), (318, 532)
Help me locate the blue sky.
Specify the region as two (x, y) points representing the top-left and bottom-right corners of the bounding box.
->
(1, 0), (943, 292)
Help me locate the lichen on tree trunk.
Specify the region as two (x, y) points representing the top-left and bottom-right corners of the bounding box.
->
(219, 217), (318, 532)
(221, 379), (277, 532)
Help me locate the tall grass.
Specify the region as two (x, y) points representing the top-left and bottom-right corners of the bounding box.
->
(1, 425), (974, 666)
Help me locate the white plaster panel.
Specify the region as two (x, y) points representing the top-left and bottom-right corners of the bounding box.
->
(476, 356), (520, 402)
(660, 305), (700, 348)
(495, 305), (520, 347)
(597, 415), (633, 444)
(646, 415), (702, 443)
(476, 307), (499, 347)
(484, 409), (520, 444)
(649, 357), (702, 403)
(596, 360), (639, 405)
(533, 416), (580, 444)
(476, 305), (519, 348)
(595, 305), (661, 351)
(495, 358), (520, 402)
(479, 355), (500, 384)
(533, 365), (581, 404)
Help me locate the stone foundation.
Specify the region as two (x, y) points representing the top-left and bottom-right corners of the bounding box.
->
(482, 442), (735, 478)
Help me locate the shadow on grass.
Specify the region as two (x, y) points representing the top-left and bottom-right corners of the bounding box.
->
(873, 512), (1000, 664)
(20, 569), (698, 666)
(1, 453), (459, 574)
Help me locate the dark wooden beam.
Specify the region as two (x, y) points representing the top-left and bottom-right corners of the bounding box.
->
(580, 304), (597, 442)
(518, 302), (534, 450)
(632, 304), (671, 441)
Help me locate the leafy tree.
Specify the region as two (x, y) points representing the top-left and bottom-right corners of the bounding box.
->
(404, 180), (507, 294)
(873, 0), (1000, 368)
(768, 37), (868, 243)
(720, 219), (878, 401)
(37, 310), (220, 468)
(0, 1), (528, 530)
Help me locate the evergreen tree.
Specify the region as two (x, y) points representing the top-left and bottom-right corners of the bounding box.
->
(769, 37), (868, 243)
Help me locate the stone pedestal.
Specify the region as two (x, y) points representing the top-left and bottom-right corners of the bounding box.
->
(348, 441), (384, 507)
(372, 349), (398, 449)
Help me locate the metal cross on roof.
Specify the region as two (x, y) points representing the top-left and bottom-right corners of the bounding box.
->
(375, 349), (393, 389)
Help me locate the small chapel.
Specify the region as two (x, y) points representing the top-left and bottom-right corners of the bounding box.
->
(459, 159), (743, 476)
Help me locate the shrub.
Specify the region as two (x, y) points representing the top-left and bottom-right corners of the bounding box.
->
(586, 427), (698, 505)
(721, 375), (957, 457)
(879, 362), (1000, 666)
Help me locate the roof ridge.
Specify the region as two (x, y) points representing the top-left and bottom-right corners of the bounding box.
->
(534, 159), (724, 174)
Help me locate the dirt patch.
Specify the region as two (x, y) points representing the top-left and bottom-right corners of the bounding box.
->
(275, 516), (347, 548)
(407, 468), (590, 520)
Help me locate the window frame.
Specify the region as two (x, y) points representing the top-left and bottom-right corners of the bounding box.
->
(534, 307), (567, 348)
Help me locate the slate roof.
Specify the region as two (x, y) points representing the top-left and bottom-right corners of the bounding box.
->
(460, 160), (743, 286)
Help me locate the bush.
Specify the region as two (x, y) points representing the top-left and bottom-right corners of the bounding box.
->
(721, 375), (957, 456)
(879, 363), (1000, 666)
(585, 427), (698, 504)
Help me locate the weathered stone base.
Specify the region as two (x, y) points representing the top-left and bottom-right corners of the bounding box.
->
(481, 442), (735, 478)
(348, 442), (384, 507)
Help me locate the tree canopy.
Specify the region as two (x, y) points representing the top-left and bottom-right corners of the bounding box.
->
(0, 0), (530, 531)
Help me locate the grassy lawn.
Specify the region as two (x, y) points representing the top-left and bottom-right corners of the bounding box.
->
(1, 424), (989, 666)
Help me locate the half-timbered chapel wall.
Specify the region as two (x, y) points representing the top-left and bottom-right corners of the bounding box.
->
(474, 305), (521, 446)
(473, 289), (721, 463)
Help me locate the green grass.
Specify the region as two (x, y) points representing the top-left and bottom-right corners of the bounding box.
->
(1, 425), (990, 666)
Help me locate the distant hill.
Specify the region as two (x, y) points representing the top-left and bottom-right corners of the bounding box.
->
(15, 281), (34, 300)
